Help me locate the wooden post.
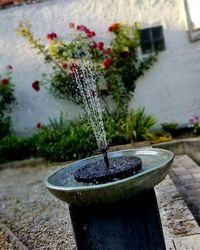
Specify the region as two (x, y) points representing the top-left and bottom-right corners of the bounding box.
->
(69, 189), (166, 250)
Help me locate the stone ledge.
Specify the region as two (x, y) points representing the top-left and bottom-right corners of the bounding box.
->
(153, 136), (200, 165)
(155, 175), (200, 250)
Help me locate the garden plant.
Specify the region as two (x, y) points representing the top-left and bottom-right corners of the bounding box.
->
(17, 21), (157, 117)
(0, 21), (160, 164)
(0, 65), (15, 138)
(161, 122), (178, 137)
(189, 117), (200, 135)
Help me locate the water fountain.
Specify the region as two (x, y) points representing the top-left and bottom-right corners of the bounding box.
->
(45, 61), (174, 249)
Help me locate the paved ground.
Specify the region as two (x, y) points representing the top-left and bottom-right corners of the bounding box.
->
(0, 164), (76, 250)
(0, 154), (200, 249)
(169, 155), (200, 225)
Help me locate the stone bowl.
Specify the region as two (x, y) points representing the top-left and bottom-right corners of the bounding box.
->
(45, 148), (174, 205)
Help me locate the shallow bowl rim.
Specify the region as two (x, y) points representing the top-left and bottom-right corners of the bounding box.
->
(44, 148), (174, 192)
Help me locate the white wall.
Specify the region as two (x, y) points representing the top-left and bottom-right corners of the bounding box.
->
(0, 0), (199, 134)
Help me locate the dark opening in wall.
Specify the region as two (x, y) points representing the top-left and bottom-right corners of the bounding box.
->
(140, 26), (166, 54)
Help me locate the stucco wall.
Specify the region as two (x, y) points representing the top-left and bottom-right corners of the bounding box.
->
(0, 0), (199, 134)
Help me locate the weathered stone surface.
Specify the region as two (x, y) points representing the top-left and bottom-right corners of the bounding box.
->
(0, 164), (76, 249)
(165, 239), (176, 250)
(156, 176), (200, 236)
(156, 163), (200, 250)
(174, 235), (200, 250)
(170, 155), (200, 224)
(154, 137), (200, 165)
(0, 223), (28, 250)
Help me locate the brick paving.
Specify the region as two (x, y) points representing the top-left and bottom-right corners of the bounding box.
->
(170, 155), (200, 226)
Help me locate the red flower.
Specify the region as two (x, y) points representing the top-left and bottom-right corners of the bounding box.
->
(84, 27), (90, 34)
(108, 26), (113, 32)
(47, 32), (57, 40)
(91, 41), (97, 49)
(62, 62), (68, 69)
(36, 122), (42, 129)
(7, 65), (13, 70)
(70, 63), (78, 71)
(98, 42), (104, 50)
(104, 57), (112, 69)
(108, 23), (122, 32)
(77, 25), (87, 32)
(70, 72), (76, 78)
(87, 31), (96, 38)
(76, 24), (96, 38)
(32, 80), (40, 92)
(1, 78), (9, 85)
(105, 47), (111, 54)
(69, 22), (75, 28)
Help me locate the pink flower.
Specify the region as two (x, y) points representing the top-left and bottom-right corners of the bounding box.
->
(104, 57), (112, 69)
(32, 80), (40, 92)
(1, 78), (9, 85)
(7, 65), (13, 70)
(189, 118), (194, 124)
(69, 22), (75, 28)
(47, 32), (57, 40)
(36, 122), (42, 129)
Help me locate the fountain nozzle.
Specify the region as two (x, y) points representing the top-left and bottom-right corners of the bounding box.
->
(101, 144), (110, 169)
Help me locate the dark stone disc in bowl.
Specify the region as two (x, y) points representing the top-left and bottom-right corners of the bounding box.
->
(74, 156), (142, 184)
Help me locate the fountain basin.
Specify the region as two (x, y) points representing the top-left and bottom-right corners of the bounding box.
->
(45, 148), (174, 205)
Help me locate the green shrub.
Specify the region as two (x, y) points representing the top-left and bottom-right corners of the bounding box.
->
(161, 122), (178, 136)
(0, 109), (157, 164)
(123, 108), (157, 142)
(0, 134), (37, 164)
(0, 66), (15, 138)
(34, 117), (97, 161)
(104, 112), (129, 146)
(0, 119), (97, 164)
